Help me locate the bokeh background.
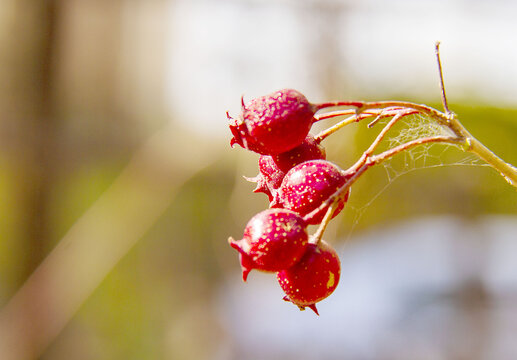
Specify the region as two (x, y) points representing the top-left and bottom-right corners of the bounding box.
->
(0, 0), (516, 359)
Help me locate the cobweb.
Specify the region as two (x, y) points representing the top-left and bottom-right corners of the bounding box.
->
(381, 113), (484, 180)
(339, 112), (489, 240)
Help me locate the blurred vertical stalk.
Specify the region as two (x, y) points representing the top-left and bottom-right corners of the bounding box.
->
(0, 0), (62, 281)
(0, 0), (62, 358)
(25, 0), (60, 278)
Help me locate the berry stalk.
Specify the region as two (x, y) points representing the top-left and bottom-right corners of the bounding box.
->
(314, 114), (360, 142)
(355, 101), (517, 188)
(315, 101), (364, 110)
(347, 109), (416, 174)
(449, 116), (517, 187)
(308, 195), (343, 246)
(316, 97), (517, 188)
(314, 108), (419, 143)
(313, 109), (357, 122)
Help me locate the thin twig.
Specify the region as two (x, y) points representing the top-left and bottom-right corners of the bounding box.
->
(313, 109), (358, 122)
(304, 135), (461, 224)
(435, 41), (451, 115)
(309, 199), (341, 245)
(357, 101), (446, 122)
(348, 109), (416, 174)
(369, 135), (461, 165)
(314, 107), (419, 142)
(314, 114), (360, 142)
(315, 101), (365, 110)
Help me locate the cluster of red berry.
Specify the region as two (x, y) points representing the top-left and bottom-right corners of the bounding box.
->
(227, 89), (354, 315)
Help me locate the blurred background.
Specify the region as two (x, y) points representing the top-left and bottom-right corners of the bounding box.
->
(0, 0), (516, 359)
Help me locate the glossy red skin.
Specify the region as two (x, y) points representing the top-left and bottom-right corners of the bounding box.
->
(229, 89), (317, 155)
(271, 160), (350, 225)
(277, 240), (341, 315)
(273, 134), (326, 173)
(228, 209), (309, 281)
(247, 135), (326, 201)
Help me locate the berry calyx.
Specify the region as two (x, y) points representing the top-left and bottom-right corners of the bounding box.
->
(245, 155), (284, 201)
(271, 160), (350, 225)
(228, 89), (318, 155)
(228, 209), (309, 281)
(246, 134), (327, 201)
(277, 240), (341, 315)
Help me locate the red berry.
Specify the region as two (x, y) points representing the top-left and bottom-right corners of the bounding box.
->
(271, 160), (350, 225)
(273, 134), (326, 173)
(246, 134), (327, 201)
(228, 89), (318, 155)
(228, 209), (309, 281)
(277, 240), (341, 315)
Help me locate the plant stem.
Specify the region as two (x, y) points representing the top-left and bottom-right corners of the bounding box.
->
(435, 42), (451, 114)
(314, 114), (361, 142)
(467, 138), (517, 186)
(308, 98), (517, 242)
(315, 101), (364, 110)
(305, 134), (460, 227)
(314, 108), (419, 142)
(314, 109), (357, 122)
(369, 136), (461, 164)
(309, 199), (340, 245)
(332, 100), (517, 188)
(356, 101), (447, 125)
(347, 110), (415, 174)
(446, 115), (517, 187)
